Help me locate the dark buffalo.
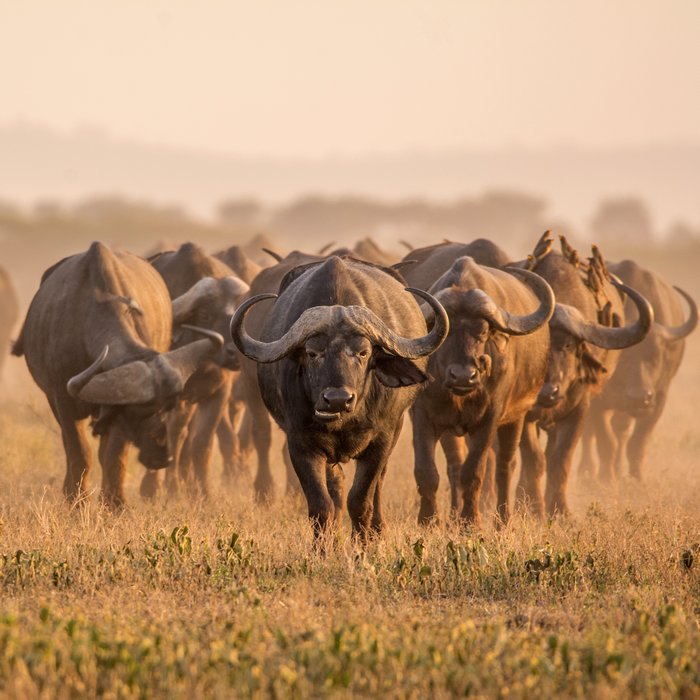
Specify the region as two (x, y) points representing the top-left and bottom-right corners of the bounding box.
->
(12, 242), (222, 507)
(410, 256), (554, 526)
(231, 256), (448, 540)
(516, 234), (654, 516)
(580, 260), (697, 481)
(0, 265), (19, 382)
(142, 243), (249, 498)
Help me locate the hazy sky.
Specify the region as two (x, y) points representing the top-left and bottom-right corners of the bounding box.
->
(1, 1), (699, 158)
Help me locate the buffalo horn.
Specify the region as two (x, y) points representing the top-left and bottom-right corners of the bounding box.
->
(72, 331), (223, 405)
(656, 286), (698, 342)
(230, 289), (449, 363)
(552, 280), (654, 349)
(66, 345), (109, 398)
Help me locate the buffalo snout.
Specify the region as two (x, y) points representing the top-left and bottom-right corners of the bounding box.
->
(538, 382), (561, 407)
(315, 386), (357, 421)
(625, 388), (655, 413)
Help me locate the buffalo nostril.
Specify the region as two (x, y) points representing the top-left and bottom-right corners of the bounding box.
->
(468, 369), (478, 382)
(345, 393), (356, 408)
(447, 367), (458, 380)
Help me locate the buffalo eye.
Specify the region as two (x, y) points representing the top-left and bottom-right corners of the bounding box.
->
(306, 349), (319, 360)
(358, 349), (369, 359)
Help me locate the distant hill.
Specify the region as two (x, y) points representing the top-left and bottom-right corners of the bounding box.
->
(1, 122), (699, 231)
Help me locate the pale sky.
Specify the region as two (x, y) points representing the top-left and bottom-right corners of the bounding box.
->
(1, 0), (699, 158)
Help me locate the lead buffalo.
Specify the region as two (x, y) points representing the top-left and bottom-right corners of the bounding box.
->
(517, 234), (653, 516)
(580, 260), (697, 481)
(231, 256), (448, 540)
(410, 256), (554, 526)
(12, 242), (222, 507)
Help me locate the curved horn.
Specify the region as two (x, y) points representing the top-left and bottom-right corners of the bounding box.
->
(552, 280), (653, 349)
(230, 293), (281, 362)
(342, 287), (449, 359)
(67, 345), (109, 398)
(171, 277), (218, 323)
(656, 286), (698, 342)
(181, 324), (225, 348)
(317, 242), (336, 255)
(230, 289), (449, 363)
(494, 267), (556, 335)
(262, 248), (283, 263)
(75, 331), (224, 406)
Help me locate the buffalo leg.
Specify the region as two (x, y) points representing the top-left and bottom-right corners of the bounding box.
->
(591, 408), (617, 482)
(440, 432), (466, 517)
(326, 463), (346, 526)
(545, 400), (588, 516)
(247, 384), (275, 501)
(370, 420), (402, 534)
(460, 418), (497, 526)
(287, 439), (334, 539)
(611, 412), (634, 477)
(627, 394), (666, 480)
(494, 417), (525, 525)
(517, 420), (546, 519)
(480, 446), (497, 515)
(190, 382), (230, 497)
(578, 420), (598, 481)
(411, 404), (441, 524)
(283, 441), (302, 495)
(99, 425), (129, 510)
(58, 410), (93, 504)
(348, 431), (396, 542)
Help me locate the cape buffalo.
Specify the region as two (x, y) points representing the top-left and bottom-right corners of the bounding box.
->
(409, 256), (554, 526)
(401, 239), (511, 291)
(12, 242), (222, 507)
(141, 243), (249, 498)
(516, 234), (653, 516)
(401, 238), (512, 514)
(579, 260), (697, 481)
(231, 256), (449, 540)
(214, 245), (263, 285)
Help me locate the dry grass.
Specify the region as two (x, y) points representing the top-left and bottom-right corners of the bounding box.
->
(0, 340), (699, 699)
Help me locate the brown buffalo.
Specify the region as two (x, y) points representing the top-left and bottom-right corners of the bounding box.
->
(12, 242), (222, 507)
(409, 256), (554, 526)
(580, 260), (697, 481)
(516, 234), (653, 516)
(141, 242), (249, 498)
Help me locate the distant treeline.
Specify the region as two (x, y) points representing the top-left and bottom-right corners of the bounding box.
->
(1, 191), (700, 305)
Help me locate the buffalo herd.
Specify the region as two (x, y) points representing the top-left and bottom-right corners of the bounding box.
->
(8, 231), (698, 541)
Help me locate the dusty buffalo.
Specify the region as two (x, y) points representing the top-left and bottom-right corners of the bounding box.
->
(410, 256), (554, 526)
(517, 234), (653, 516)
(214, 245), (263, 285)
(231, 256), (448, 540)
(402, 238), (512, 512)
(12, 242), (222, 507)
(401, 239), (511, 291)
(580, 260), (697, 481)
(142, 243), (249, 497)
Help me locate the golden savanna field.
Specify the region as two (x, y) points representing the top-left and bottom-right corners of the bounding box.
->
(0, 255), (698, 698)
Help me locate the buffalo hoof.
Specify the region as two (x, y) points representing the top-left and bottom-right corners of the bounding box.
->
(139, 471), (161, 501)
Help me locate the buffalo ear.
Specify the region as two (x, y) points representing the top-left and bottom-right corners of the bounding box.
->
(581, 348), (607, 384)
(373, 353), (428, 387)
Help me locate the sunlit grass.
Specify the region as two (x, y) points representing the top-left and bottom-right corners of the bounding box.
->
(0, 355), (698, 697)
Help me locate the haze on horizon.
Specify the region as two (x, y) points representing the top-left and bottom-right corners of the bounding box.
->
(2, 0), (699, 159)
